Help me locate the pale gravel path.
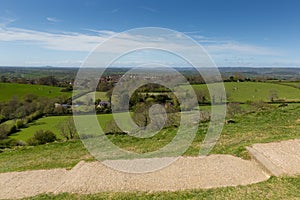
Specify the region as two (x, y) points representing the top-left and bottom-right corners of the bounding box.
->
(0, 169), (68, 199)
(249, 139), (300, 176)
(0, 155), (269, 199)
(3, 137), (300, 200)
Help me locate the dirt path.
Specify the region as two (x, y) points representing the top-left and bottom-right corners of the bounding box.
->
(1, 139), (300, 199)
(0, 155), (269, 199)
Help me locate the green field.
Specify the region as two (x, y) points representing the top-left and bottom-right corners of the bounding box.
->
(10, 113), (130, 142)
(74, 91), (108, 102)
(140, 82), (300, 103)
(70, 82), (300, 104)
(192, 82), (300, 102)
(277, 81), (300, 88)
(0, 83), (70, 102)
(10, 116), (70, 141)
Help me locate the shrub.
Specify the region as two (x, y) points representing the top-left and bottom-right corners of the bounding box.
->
(0, 123), (17, 139)
(227, 103), (244, 117)
(0, 138), (17, 149)
(0, 124), (10, 140)
(104, 120), (124, 135)
(15, 119), (25, 129)
(27, 130), (56, 146)
(250, 100), (271, 111)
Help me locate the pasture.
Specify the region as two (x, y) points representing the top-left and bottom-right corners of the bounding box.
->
(10, 113), (130, 141)
(192, 82), (300, 102)
(74, 91), (108, 102)
(0, 83), (70, 102)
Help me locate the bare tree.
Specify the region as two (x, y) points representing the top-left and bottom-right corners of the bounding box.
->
(57, 118), (77, 140)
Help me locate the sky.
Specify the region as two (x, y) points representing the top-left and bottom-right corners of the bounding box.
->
(0, 0), (300, 67)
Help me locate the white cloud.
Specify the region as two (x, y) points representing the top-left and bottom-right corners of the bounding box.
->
(25, 59), (83, 66)
(0, 25), (281, 57)
(205, 41), (280, 56)
(0, 25), (287, 67)
(0, 17), (16, 27)
(46, 17), (61, 23)
(0, 27), (110, 51)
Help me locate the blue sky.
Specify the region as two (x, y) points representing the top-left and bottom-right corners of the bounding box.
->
(0, 0), (300, 67)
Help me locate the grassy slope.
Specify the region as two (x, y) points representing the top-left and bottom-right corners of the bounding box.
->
(210, 104), (300, 158)
(277, 81), (300, 88)
(25, 175), (300, 200)
(10, 113), (130, 141)
(0, 83), (70, 102)
(74, 91), (108, 102)
(2, 104), (300, 173)
(192, 82), (300, 102)
(0, 141), (93, 173)
(10, 116), (70, 141)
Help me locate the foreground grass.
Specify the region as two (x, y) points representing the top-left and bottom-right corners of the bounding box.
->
(0, 141), (93, 173)
(211, 103), (300, 158)
(25, 175), (300, 200)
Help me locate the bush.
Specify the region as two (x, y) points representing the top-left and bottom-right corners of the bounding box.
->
(249, 100), (271, 111)
(15, 119), (25, 129)
(104, 120), (124, 135)
(227, 103), (244, 118)
(0, 123), (17, 139)
(0, 124), (10, 140)
(27, 130), (57, 146)
(0, 138), (17, 149)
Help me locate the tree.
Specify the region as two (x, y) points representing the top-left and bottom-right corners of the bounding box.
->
(269, 89), (278, 102)
(133, 102), (151, 128)
(195, 89), (207, 104)
(23, 94), (38, 103)
(37, 76), (58, 86)
(57, 118), (77, 140)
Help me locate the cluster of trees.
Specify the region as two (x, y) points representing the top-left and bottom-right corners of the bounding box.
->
(0, 94), (71, 123)
(0, 94), (71, 145)
(1, 116), (79, 149)
(27, 130), (57, 146)
(26, 118), (78, 146)
(0, 75), (73, 89)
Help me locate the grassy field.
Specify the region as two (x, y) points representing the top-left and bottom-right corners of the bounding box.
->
(210, 103), (300, 158)
(0, 141), (93, 173)
(277, 81), (300, 88)
(74, 91), (108, 102)
(10, 113), (129, 142)
(10, 116), (70, 141)
(192, 82), (300, 102)
(0, 83), (70, 102)
(24, 175), (300, 200)
(2, 103), (300, 172)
